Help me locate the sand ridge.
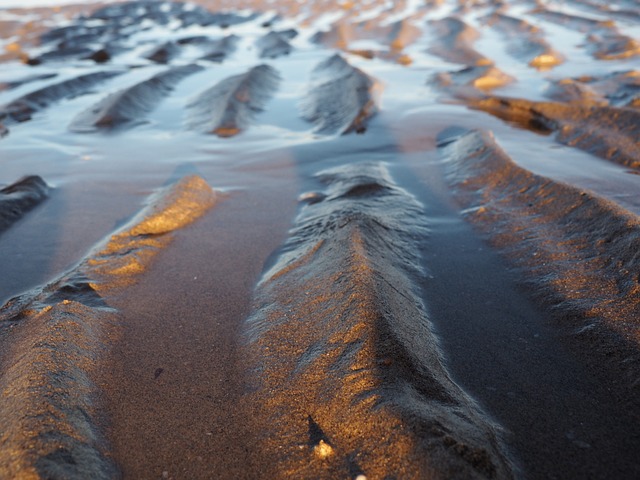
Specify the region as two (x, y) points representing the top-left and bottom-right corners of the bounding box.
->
(243, 162), (515, 479)
(0, 175), (216, 479)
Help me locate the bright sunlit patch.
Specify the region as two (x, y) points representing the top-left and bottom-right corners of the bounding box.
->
(313, 440), (334, 459)
(530, 53), (563, 69)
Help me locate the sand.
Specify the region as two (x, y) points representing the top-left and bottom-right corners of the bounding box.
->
(1, 0), (640, 478)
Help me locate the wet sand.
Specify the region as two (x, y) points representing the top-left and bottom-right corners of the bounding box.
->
(1, 0), (640, 478)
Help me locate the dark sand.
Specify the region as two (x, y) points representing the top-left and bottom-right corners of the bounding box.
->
(1, 0), (640, 478)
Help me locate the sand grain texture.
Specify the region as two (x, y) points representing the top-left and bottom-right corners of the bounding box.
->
(0, 71), (123, 129)
(302, 54), (380, 135)
(467, 96), (640, 169)
(186, 64), (280, 137)
(199, 35), (239, 62)
(440, 128), (640, 381)
(428, 17), (492, 67)
(243, 163), (515, 479)
(0, 175), (216, 479)
(256, 31), (295, 59)
(70, 64), (203, 132)
(532, 7), (640, 60)
(482, 13), (564, 68)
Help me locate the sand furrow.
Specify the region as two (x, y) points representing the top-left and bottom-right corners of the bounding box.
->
(531, 8), (612, 32)
(440, 128), (640, 375)
(302, 54), (380, 135)
(385, 19), (423, 51)
(0, 176), (49, 235)
(545, 78), (609, 106)
(0, 175), (216, 479)
(199, 35), (239, 62)
(428, 17), (492, 67)
(39, 24), (112, 47)
(311, 18), (419, 63)
(27, 1), (256, 65)
(144, 42), (182, 65)
(256, 31), (295, 59)
(0, 73), (58, 92)
(532, 8), (640, 60)
(69, 64), (202, 132)
(565, 0), (640, 23)
(547, 70), (640, 108)
(482, 13), (564, 69)
(186, 64), (280, 137)
(583, 71), (640, 108)
(467, 95), (640, 168)
(27, 44), (115, 65)
(243, 163), (515, 479)
(0, 71), (123, 127)
(311, 22), (356, 53)
(88, 1), (255, 28)
(434, 65), (514, 91)
(587, 32), (640, 60)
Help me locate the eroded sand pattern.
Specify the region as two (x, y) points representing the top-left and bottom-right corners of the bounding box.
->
(0, 175), (215, 479)
(243, 163), (515, 479)
(1, 0), (639, 478)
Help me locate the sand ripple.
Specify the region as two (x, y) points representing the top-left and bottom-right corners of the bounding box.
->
(244, 163), (515, 479)
(0, 175), (215, 479)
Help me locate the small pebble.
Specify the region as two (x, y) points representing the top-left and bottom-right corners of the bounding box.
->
(298, 191), (326, 204)
(313, 439), (334, 459)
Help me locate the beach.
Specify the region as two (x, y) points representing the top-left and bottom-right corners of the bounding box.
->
(0, 0), (639, 478)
